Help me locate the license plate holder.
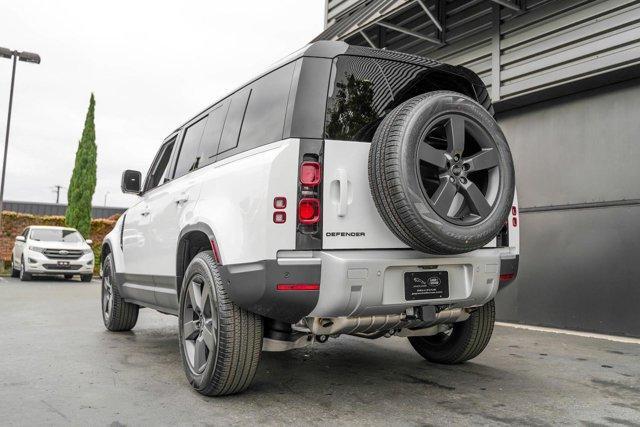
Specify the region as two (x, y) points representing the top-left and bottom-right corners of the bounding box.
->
(404, 271), (449, 300)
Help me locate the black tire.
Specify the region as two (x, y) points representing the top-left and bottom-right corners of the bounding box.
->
(101, 253), (138, 331)
(178, 251), (263, 396)
(11, 257), (19, 278)
(409, 300), (495, 364)
(64, 274), (74, 280)
(81, 274), (93, 282)
(369, 91), (515, 254)
(19, 257), (32, 281)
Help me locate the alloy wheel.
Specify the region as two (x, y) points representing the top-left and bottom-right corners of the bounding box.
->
(417, 114), (501, 225)
(102, 274), (113, 320)
(182, 275), (218, 374)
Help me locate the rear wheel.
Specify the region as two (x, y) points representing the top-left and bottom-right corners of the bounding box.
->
(409, 300), (495, 364)
(178, 251), (263, 396)
(101, 254), (138, 331)
(11, 257), (19, 278)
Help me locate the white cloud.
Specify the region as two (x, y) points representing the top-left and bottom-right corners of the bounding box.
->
(0, 0), (325, 207)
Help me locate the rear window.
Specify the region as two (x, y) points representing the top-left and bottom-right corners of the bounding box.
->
(30, 229), (84, 243)
(325, 55), (474, 142)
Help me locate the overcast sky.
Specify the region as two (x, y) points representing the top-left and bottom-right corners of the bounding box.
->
(0, 0), (325, 208)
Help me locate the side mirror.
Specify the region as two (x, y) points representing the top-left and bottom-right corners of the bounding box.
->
(121, 170), (142, 194)
(15, 235), (26, 243)
(85, 239), (93, 245)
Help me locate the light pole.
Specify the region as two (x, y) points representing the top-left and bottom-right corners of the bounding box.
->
(0, 47), (40, 232)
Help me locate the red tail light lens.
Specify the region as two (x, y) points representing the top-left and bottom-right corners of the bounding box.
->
(274, 197), (287, 209)
(298, 198), (320, 224)
(300, 162), (321, 186)
(512, 217), (518, 227)
(500, 273), (515, 282)
(273, 211), (286, 224)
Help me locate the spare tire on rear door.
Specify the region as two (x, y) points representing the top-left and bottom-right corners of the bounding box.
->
(368, 91), (515, 255)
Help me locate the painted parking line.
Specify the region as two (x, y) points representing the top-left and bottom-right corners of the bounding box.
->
(496, 322), (640, 345)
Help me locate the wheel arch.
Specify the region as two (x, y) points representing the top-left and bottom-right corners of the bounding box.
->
(101, 241), (112, 265)
(176, 223), (221, 298)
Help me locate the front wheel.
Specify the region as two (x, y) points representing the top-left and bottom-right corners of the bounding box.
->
(101, 254), (138, 331)
(178, 251), (263, 396)
(409, 300), (495, 364)
(19, 258), (32, 281)
(81, 274), (93, 282)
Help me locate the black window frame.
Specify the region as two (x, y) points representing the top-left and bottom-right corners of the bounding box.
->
(142, 134), (179, 194)
(172, 115), (208, 180)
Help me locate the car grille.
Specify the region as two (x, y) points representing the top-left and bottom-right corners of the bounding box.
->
(43, 249), (83, 260)
(43, 264), (82, 271)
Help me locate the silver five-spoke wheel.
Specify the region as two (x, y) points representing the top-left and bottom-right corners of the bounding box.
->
(182, 276), (218, 374)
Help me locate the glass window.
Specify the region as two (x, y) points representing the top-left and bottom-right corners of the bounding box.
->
(199, 101), (230, 165)
(174, 117), (207, 179)
(325, 55), (392, 142)
(237, 62), (296, 151)
(145, 137), (176, 191)
(30, 228), (84, 243)
(218, 87), (251, 155)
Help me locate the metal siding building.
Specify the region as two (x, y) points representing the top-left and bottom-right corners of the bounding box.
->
(317, 0), (640, 337)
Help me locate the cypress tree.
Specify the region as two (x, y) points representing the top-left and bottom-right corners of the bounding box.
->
(65, 93), (97, 237)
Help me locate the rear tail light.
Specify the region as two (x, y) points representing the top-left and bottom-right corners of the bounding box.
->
(276, 283), (320, 291)
(273, 197), (287, 209)
(300, 162), (321, 186)
(500, 273), (515, 282)
(298, 198), (320, 224)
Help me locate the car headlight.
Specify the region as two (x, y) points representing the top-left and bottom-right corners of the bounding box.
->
(28, 246), (45, 253)
(83, 248), (94, 255)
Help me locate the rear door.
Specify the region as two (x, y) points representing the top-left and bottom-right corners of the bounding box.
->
(322, 55), (408, 250)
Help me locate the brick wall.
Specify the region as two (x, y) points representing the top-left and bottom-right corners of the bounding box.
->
(0, 211), (118, 270)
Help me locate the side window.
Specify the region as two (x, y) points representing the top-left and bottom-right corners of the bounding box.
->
(173, 116), (207, 179)
(217, 87), (251, 155)
(324, 55), (393, 142)
(237, 62), (296, 151)
(22, 228), (29, 238)
(145, 137), (176, 192)
(199, 100), (230, 167)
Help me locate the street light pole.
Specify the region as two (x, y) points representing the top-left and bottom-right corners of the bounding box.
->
(0, 54), (17, 233)
(0, 47), (40, 233)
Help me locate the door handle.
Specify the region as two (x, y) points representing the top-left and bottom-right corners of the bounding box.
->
(337, 168), (348, 217)
(140, 210), (150, 217)
(174, 193), (189, 205)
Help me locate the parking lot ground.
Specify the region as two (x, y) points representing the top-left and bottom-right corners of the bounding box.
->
(0, 277), (639, 426)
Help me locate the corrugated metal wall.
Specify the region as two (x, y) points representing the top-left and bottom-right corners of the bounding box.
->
(322, 0), (640, 109)
(2, 201), (125, 219)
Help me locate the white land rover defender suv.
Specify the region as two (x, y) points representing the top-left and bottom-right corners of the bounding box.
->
(101, 41), (519, 396)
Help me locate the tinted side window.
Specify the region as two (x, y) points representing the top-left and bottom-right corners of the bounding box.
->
(237, 62), (296, 151)
(325, 56), (392, 142)
(218, 87), (251, 155)
(174, 117), (207, 179)
(145, 138), (176, 191)
(199, 101), (230, 167)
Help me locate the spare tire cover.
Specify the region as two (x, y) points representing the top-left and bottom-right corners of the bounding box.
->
(368, 91), (515, 254)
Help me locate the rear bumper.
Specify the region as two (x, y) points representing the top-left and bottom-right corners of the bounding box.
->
(221, 248), (517, 323)
(310, 249), (513, 318)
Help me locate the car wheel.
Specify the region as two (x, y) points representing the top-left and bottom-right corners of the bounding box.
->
(408, 299), (495, 364)
(178, 251), (263, 396)
(64, 274), (74, 280)
(369, 91), (515, 254)
(11, 257), (19, 278)
(101, 253), (138, 331)
(81, 274), (93, 282)
(19, 258), (32, 281)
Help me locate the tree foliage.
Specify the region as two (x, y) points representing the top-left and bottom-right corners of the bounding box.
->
(65, 94), (97, 237)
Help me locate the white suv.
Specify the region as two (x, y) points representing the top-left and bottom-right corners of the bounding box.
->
(101, 41), (520, 396)
(12, 225), (94, 281)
